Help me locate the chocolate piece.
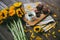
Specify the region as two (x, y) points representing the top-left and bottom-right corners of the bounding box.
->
(36, 4), (43, 11)
(36, 11), (41, 17)
(42, 7), (49, 14)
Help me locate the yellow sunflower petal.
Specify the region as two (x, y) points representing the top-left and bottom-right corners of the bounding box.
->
(35, 2), (41, 6)
(58, 30), (60, 32)
(9, 5), (15, 10)
(48, 33), (50, 36)
(29, 30), (32, 33)
(53, 35), (56, 38)
(0, 20), (3, 24)
(0, 16), (3, 20)
(43, 33), (48, 38)
(31, 33), (35, 38)
(46, 4), (49, 7)
(36, 36), (42, 40)
(24, 30), (28, 32)
(26, 5), (32, 10)
(53, 13), (57, 17)
(0, 12), (3, 20)
(13, 2), (22, 7)
(52, 31), (55, 35)
(30, 37), (32, 40)
(49, 30), (51, 33)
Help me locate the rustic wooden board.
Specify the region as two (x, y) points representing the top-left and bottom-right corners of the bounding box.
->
(23, 14), (47, 26)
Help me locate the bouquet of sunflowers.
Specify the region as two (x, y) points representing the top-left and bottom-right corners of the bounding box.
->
(0, 2), (27, 40)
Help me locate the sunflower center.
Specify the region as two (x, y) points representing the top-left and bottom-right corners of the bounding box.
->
(18, 11), (21, 14)
(0, 20), (1, 22)
(36, 28), (39, 31)
(2, 13), (5, 17)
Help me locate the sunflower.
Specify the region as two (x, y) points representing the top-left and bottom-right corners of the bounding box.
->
(1, 9), (8, 19)
(33, 26), (42, 33)
(9, 5), (15, 16)
(35, 36), (42, 40)
(9, 9), (15, 16)
(13, 2), (22, 8)
(16, 8), (23, 17)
